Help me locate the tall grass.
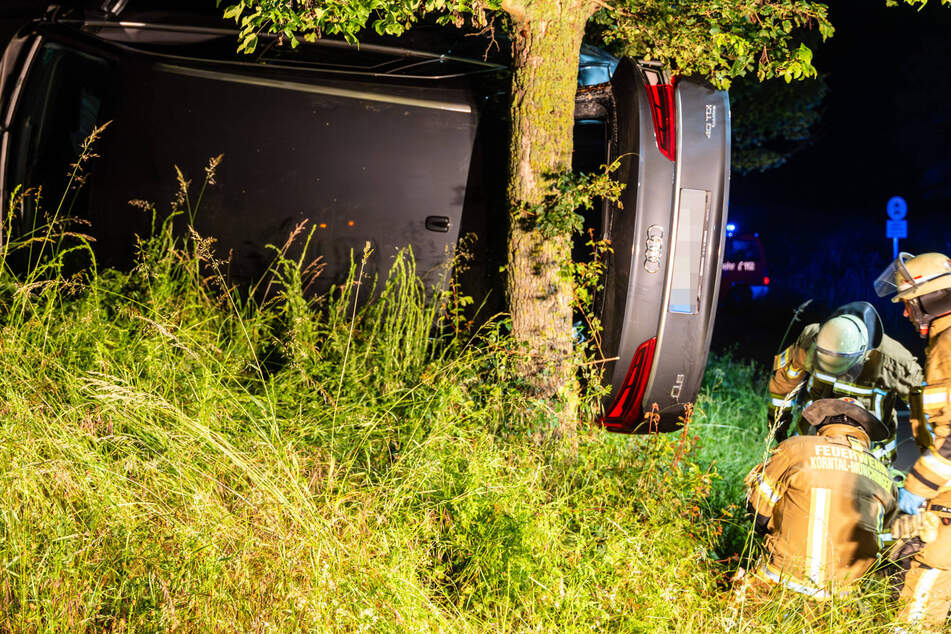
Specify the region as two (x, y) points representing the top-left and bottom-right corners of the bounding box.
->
(0, 151), (918, 632)
(0, 159), (727, 632)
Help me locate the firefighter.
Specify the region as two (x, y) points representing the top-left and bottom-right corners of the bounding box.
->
(768, 300), (923, 460)
(746, 397), (898, 600)
(874, 251), (951, 630)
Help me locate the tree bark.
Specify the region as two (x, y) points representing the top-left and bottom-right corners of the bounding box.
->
(505, 0), (593, 437)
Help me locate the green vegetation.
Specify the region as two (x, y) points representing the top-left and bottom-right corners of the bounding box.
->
(0, 163), (913, 631)
(225, 0), (834, 88)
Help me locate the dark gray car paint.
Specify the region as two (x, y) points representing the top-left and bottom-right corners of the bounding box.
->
(598, 58), (673, 429)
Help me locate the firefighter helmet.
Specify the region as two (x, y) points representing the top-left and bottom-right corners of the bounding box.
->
(875, 252), (951, 337)
(814, 314), (869, 375)
(802, 397), (892, 442)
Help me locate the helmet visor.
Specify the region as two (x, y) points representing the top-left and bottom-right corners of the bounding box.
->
(874, 252), (916, 298)
(815, 347), (865, 375)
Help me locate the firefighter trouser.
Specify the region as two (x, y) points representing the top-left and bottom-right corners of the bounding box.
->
(897, 498), (951, 629)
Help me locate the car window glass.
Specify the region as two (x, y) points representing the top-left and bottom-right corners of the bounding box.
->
(6, 42), (110, 227)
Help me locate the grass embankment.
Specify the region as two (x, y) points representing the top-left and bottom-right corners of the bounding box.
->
(0, 183), (912, 631)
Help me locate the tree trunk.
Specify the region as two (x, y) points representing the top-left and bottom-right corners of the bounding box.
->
(505, 0), (593, 437)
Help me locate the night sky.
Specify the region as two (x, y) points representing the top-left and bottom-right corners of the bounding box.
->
(731, 0), (951, 252)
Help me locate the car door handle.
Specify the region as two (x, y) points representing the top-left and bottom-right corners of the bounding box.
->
(425, 215), (450, 233)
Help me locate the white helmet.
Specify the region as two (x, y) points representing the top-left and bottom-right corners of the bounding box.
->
(815, 314), (869, 375)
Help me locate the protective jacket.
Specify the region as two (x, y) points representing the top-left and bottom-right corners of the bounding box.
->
(747, 423), (898, 599)
(905, 317), (951, 498)
(769, 324), (922, 452)
(897, 315), (951, 628)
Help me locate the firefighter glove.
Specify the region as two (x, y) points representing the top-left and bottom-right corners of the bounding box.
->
(898, 487), (927, 515)
(891, 511), (941, 543)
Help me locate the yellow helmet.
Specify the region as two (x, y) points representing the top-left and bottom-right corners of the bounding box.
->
(874, 252), (951, 301)
(875, 252), (951, 337)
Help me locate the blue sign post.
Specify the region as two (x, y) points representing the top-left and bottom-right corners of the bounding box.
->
(886, 196), (908, 259)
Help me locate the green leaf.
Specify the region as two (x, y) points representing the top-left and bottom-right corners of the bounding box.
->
(237, 33), (258, 54)
(222, 4), (243, 21)
(797, 43), (813, 66)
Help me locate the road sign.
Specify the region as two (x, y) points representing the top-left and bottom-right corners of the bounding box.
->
(886, 198), (908, 259)
(887, 196), (908, 220)
(887, 220), (908, 239)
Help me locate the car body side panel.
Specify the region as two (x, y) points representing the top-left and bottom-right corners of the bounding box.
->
(106, 63), (474, 291)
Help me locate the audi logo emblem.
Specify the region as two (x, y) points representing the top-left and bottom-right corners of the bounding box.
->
(644, 225), (665, 273)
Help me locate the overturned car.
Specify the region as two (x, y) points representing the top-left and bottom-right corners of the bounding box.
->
(0, 2), (730, 431)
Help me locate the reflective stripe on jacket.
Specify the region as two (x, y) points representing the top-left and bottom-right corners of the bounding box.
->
(747, 424), (898, 592)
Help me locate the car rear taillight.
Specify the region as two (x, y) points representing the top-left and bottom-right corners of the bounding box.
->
(601, 337), (657, 429)
(645, 80), (676, 161)
(763, 276), (770, 286)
